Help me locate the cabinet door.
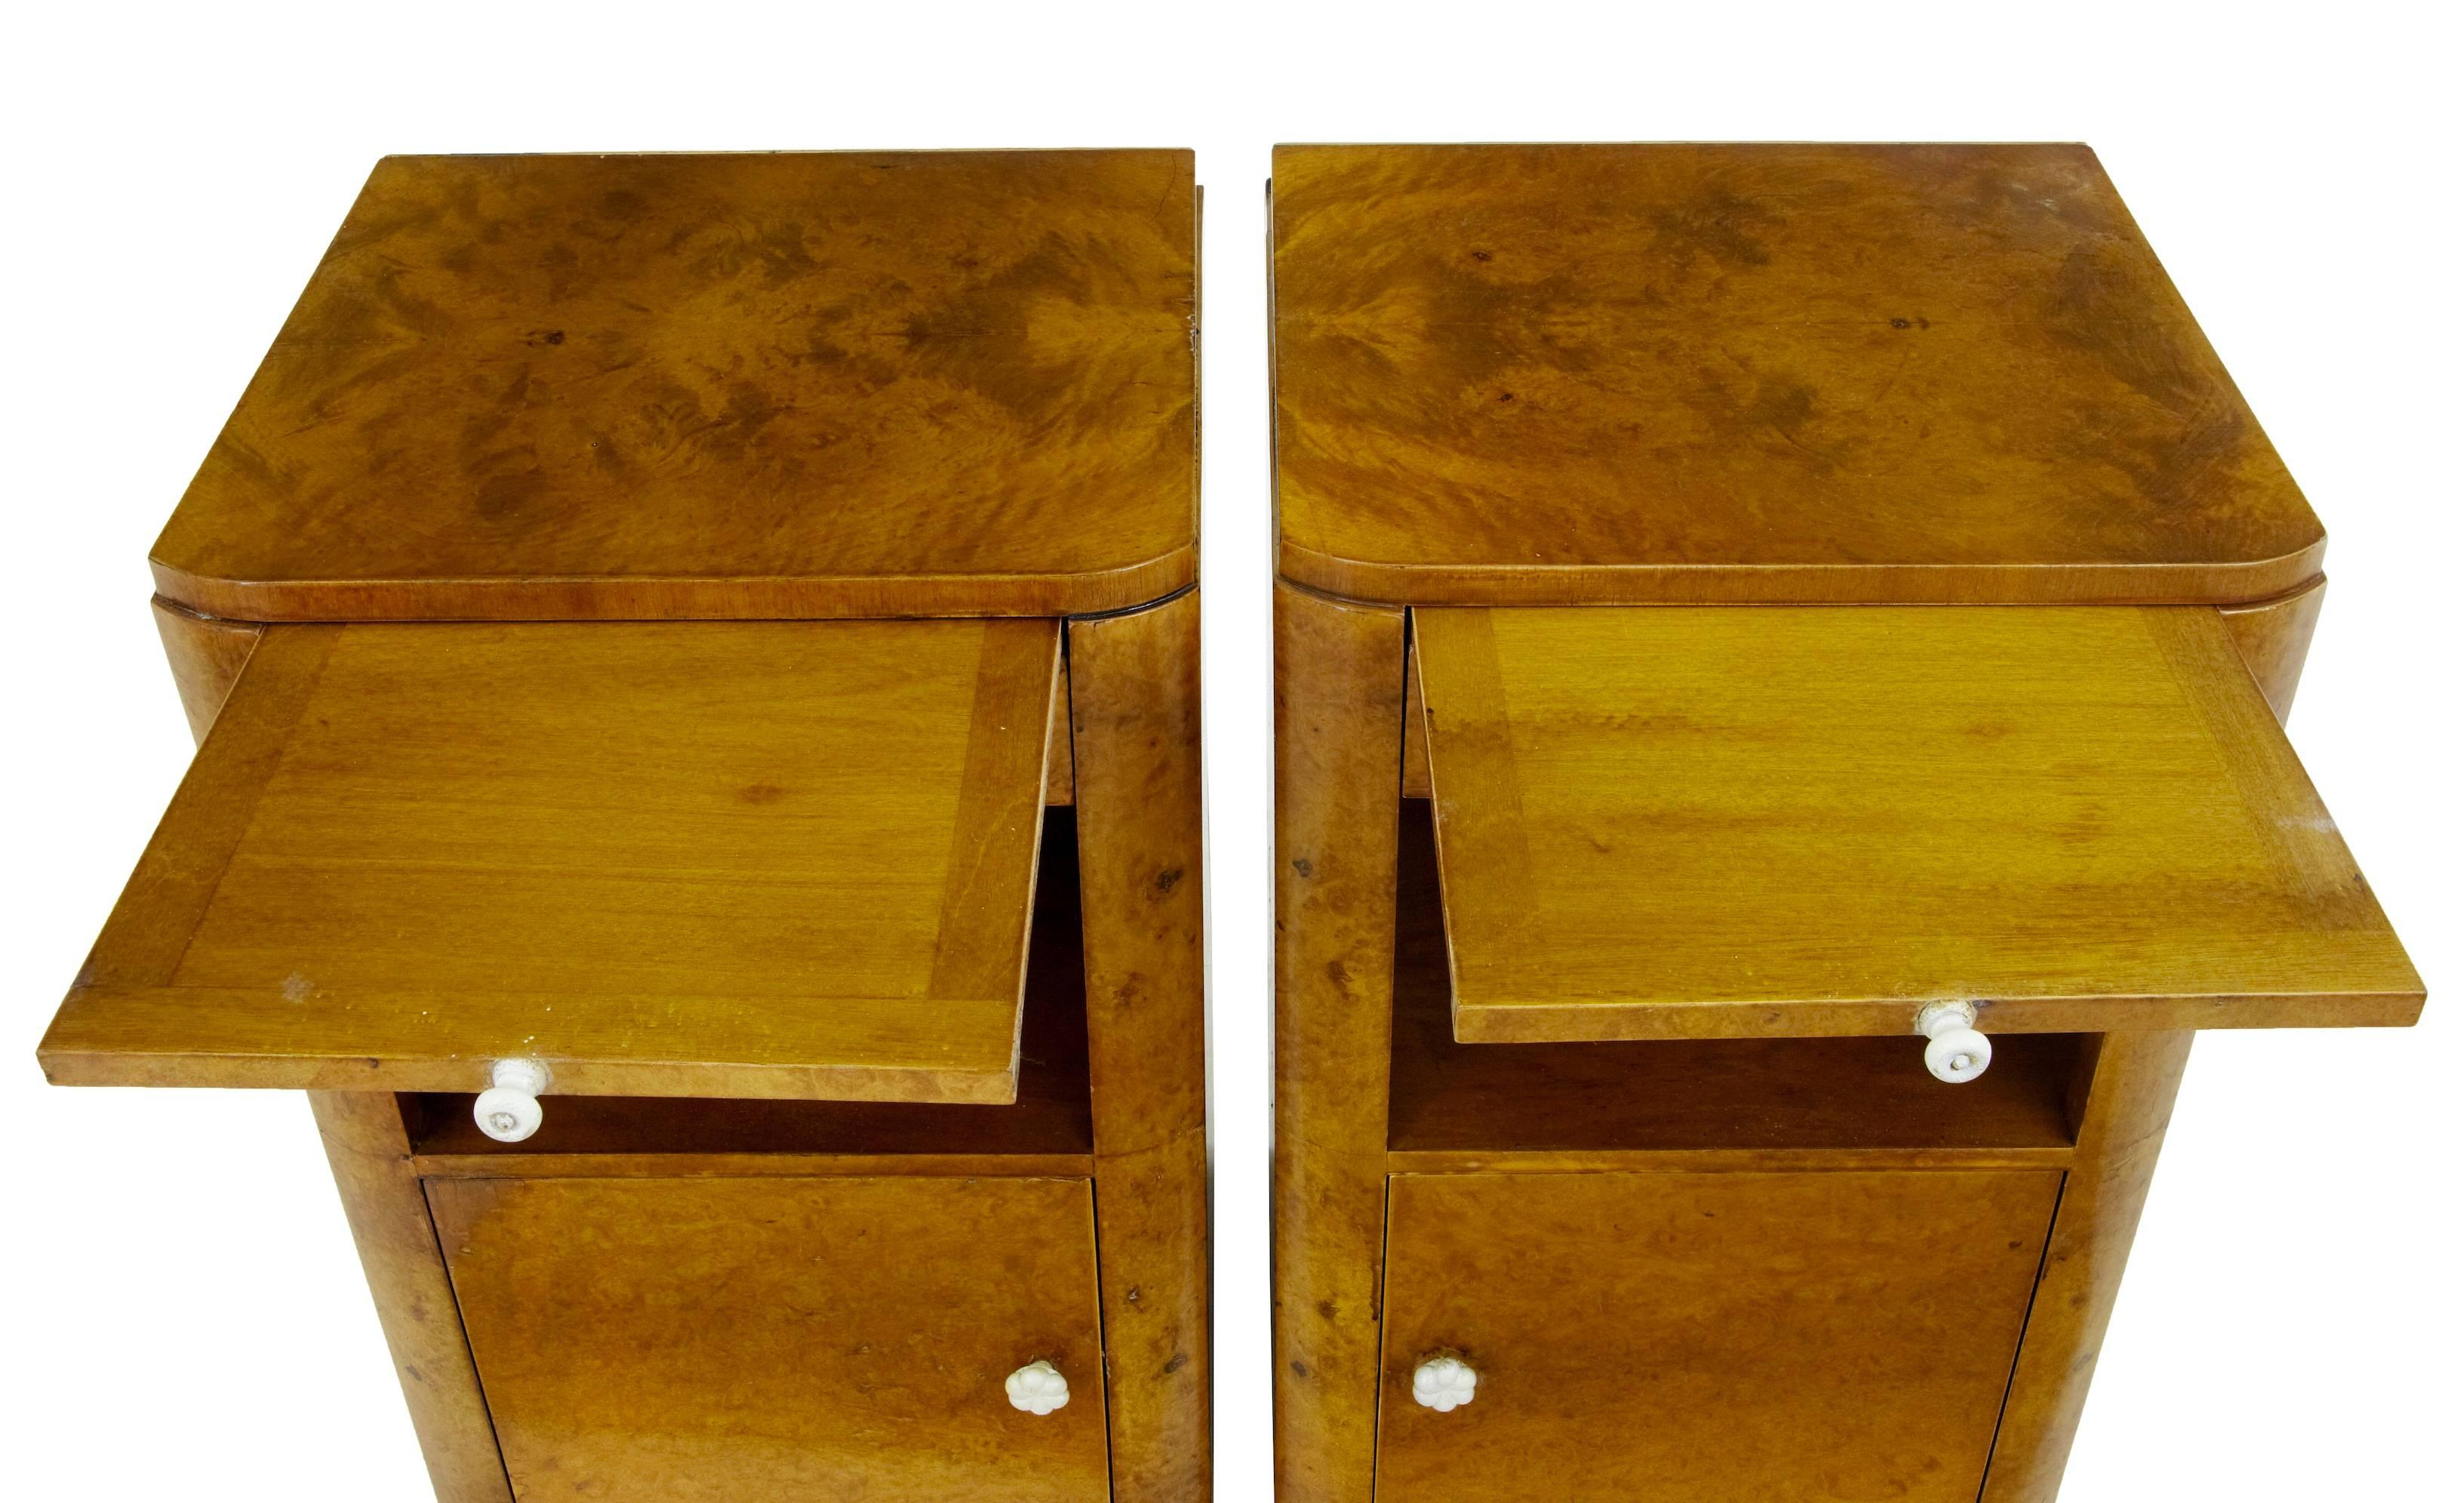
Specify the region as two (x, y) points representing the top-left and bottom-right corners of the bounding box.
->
(1377, 1170), (2061, 1502)
(429, 1175), (1109, 1501)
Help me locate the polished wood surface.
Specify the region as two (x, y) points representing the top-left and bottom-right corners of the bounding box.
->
(153, 150), (1197, 622)
(1269, 140), (2413, 1503)
(1398, 646), (1429, 798)
(409, 808), (1095, 1175)
(1386, 801), (2081, 1166)
(1983, 1031), (2195, 1501)
(312, 1092), (512, 1503)
(429, 1175), (1111, 1501)
(151, 597), (263, 744)
(42, 618), (1060, 1100)
(1415, 605), (2421, 1041)
(2221, 574), (2327, 723)
(1273, 143), (2322, 606)
(1375, 1169), (2062, 1501)
(1046, 654), (1076, 805)
(1270, 583), (1405, 1503)
(1069, 588), (1211, 1501)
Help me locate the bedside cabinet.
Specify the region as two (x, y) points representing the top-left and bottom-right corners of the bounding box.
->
(1269, 142), (2422, 1503)
(40, 149), (1208, 1503)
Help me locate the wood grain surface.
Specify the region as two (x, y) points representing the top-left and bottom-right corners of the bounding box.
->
(1270, 583), (1406, 1503)
(1375, 1169), (2061, 1501)
(1982, 1031), (2196, 1501)
(1415, 605), (2421, 1040)
(429, 1175), (1110, 1501)
(1069, 588), (1212, 1501)
(312, 1092), (513, 1503)
(151, 597), (263, 744)
(152, 150), (1197, 621)
(1274, 143), (2322, 605)
(1385, 800), (2082, 1163)
(42, 618), (1060, 1100)
(2220, 574), (2327, 723)
(405, 805), (1097, 1171)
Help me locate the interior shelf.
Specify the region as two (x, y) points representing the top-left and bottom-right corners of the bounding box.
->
(406, 809), (1094, 1164)
(1388, 801), (2087, 1160)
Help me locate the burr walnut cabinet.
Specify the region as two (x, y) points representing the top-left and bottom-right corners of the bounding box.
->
(38, 149), (1208, 1502)
(1269, 142), (2422, 1503)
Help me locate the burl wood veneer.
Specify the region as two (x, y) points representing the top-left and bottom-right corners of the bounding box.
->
(156, 149), (1197, 622)
(1274, 141), (2321, 605)
(1270, 141), (2420, 1503)
(42, 149), (1207, 1503)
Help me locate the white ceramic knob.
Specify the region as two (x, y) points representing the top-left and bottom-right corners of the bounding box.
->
(473, 1058), (549, 1142)
(1917, 1001), (1992, 1084)
(1006, 1360), (1069, 1415)
(1411, 1355), (1478, 1412)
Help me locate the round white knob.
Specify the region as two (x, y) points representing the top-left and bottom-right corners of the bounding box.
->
(1411, 1355), (1478, 1412)
(1917, 1002), (1992, 1084)
(1005, 1360), (1069, 1415)
(473, 1058), (549, 1142)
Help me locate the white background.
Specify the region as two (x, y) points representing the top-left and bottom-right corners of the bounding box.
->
(3, 4), (2455, 1498)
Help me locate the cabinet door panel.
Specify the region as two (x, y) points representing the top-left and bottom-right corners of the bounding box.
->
(429, 1175), (1109, 1501)
(1377, 1169), (2061, 1502)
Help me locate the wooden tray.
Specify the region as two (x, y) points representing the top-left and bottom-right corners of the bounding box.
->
(40, 617), (1061, 1101)
(1413, 604), (2421, 1042)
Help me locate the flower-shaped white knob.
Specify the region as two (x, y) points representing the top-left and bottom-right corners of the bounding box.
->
(473, 1058), (549, 1143)
(1412, 1355), (1478, 1412)
(1917, 1001), (1992, 1084)
(1006, 1360), (1069, 1415)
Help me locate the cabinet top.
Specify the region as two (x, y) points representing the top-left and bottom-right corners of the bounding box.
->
(151, 150), (1198, 621)
(1272, 143), (2324, 605)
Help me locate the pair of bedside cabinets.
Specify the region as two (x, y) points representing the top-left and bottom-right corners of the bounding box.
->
(38, 145), (2423, 1502)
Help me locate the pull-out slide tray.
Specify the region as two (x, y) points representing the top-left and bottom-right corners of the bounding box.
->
(1413, 605), (2421, 1043)
(41, 618), (1060, 1103)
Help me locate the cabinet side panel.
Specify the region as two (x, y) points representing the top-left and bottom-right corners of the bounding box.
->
(1272, 583), (1407, 1503)
(310, 1092), (513, 1503)
(151, 596), (264, 745)
(1070, 588), (1212, 1501)
(1980, 1031), (2195, 1502)
(2219, 576), (2326, 725)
